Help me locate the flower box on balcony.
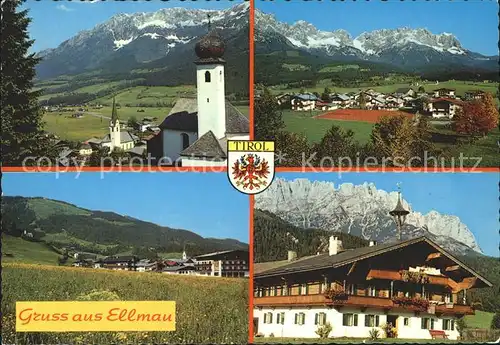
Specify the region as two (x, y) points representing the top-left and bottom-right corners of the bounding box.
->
(324, 287), (348, 302)
(391, 296), (430, 311)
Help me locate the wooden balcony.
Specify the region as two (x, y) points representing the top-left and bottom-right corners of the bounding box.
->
(253, 294), (474, 315)
(366, 269), (451, 287)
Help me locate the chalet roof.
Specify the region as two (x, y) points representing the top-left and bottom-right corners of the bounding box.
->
(429, 98), (463, 105)
(294, 94), (319, 101)
(196, 249), (248, 260)
(332, 94), (350, 101)
(254, 236), (493, 287)
(162, 266), (195, 272)
(179, 130), (226, 159)
(158, 98), (249, 134)
(100, 255), (138, 264)
(434, 88), (456, 92)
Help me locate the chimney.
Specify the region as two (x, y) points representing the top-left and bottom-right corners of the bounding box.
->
(369, 240), (377, 247)
(329, 236), (343, 256)
(287, 250), (297, 262)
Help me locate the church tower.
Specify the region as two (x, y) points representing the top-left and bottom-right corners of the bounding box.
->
(182, 248), (187, 261)
(194, 14), (226, 140)
(109, 97), (121, 151)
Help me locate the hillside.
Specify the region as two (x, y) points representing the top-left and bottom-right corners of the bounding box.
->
(1, 196), (248, 258)
(253, 209), (369, 263)
(254, 209), (500, 314)
(1, 263), (248, 344)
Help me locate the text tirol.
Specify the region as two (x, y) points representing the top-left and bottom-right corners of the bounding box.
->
(228, 140), (274, 152)
(16, 301), (176, 332)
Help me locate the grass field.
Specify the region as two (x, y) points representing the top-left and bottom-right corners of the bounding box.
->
(283, 109), (374, 144)
(43, 112), (112, 142)
(1, 235), (68, 266)
(465, 311), (495, 329)
(282, 108), (499, 166)
(1, 263), (248, 344)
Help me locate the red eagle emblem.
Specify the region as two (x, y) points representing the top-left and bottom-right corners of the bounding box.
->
(231, 154), (270, 191)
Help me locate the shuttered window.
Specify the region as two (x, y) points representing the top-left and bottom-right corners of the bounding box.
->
(295, 312), (305, 325)
(276, 312), (285, 325)
(364, 315), (380, 327)
(343, 313), (358, 327)
(314, 312), (327, 326)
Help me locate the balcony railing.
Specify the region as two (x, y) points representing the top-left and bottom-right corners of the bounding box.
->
(253, 294), (473, 315)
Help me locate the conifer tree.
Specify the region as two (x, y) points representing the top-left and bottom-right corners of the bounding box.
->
(1, 0), (54, 166)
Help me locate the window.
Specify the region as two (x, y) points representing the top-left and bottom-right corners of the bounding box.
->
(421, 318), (435, 330)
(347, 284), (356, 295)
(299, 284), (308, 295)
(181, 133), (189, 150)
(403, 318), (409, 326)
(367, 286), (377, 297)
(219, 70), (223, 82)
(294, 312), (305, 325)
(205, 71), (211, 82)
(444, 293), (452, 303)
(443, 319), (455, 331)
(263, 312), (273, 324)
(276, 312), (285, 325)
(207, 98), (209, 103)
(315, 312), (327, 326)
(364, 315), (380, 327)
(342, 313), (358, 327)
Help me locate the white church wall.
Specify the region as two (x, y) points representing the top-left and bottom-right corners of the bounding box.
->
(162, 129), (197, 163)
(181, 157), (226, 168)
(196, 64), (226, 140)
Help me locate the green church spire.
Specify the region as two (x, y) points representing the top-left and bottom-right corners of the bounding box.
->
(111, 97), (118, 126)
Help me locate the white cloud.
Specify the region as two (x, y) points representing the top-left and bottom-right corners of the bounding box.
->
(56, 4), (75, 12)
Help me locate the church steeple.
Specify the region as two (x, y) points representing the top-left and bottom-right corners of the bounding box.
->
(109, 97), (121, 151)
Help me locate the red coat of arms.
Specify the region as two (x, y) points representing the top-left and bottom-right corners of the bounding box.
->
(231, 154), (270, 191)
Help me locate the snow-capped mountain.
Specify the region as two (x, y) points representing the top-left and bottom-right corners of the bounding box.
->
(255, 9), (497, 70)
(36, 3), (249, 79)
(255, 178), (483, 256)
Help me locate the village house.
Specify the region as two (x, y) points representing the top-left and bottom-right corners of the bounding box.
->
(464, 90), (487, 101)
(162, 265), (197, 275)
(329, 94), (352, 108)
(433, 88), (456, 98)
(136, 259), (158, 272)
(315, 101), (337, 111)
(290, 94), (319, 111)
(254, 235), (491, 340)
(276, 93), (292, 106)
(195, 249), (249, 278)
(147, 21), (249, 167)
(95, 255), (139, 271)
(425, 98), (463, 119)
(394, 88), (416, 98)
(78, 143), (93, 156)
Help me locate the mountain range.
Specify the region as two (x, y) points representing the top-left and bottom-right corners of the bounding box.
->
(255, 9), (498, 72)
(34, 3), (250, 91)
(255, 178), (483, 257)
(1, 196), (248, 257)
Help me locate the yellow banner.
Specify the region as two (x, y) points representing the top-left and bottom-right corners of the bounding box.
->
(16, 301), (176, 332)
(228, 140), (274, 152)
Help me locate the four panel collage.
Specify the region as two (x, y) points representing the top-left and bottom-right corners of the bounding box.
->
(1, 0), (498, 344)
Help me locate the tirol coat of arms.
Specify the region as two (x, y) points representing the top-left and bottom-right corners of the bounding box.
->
(227, 141), (275, 195)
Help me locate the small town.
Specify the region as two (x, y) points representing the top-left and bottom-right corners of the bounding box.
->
(72, 249), (249, 278)
(273, 86), (489, 120)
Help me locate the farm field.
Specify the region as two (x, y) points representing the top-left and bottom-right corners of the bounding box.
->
(41, 83), (249, 142)
(1, 263), (249, 344)
(253, 337), (479, 344)
(269, 80), (499, 99)
(464, 311), (495, 329)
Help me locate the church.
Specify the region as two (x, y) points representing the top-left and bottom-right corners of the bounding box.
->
(147, 23), (249, 167)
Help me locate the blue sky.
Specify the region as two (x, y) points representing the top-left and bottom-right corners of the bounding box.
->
(2, 172), (249, 243)
(23, 0), (243, 53)
(257, 1), (498, 56)
(275, 172), (498, 257)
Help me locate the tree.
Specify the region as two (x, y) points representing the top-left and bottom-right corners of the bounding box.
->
(371, 114), (434, 166)
(418, 86), (425, 93)
(453, 95), (499, 137)
(1, 0), (56, 165)
(321, 87), (332, 102)
(491, 312), (500, 330)
(274, 131), (310, 167)
(312, 125), (360, 167)
(87, 147), (110, 167)
(254, 87), (285, 140)
(358, 93), (368, 109)
(127, 116), (138, 129)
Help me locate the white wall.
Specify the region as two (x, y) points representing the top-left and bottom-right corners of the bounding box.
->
(162, 129), (197, 163)
(254, 307), (459, 340)
(181, 157), (226, 167)
(197, 64), (226, 140)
